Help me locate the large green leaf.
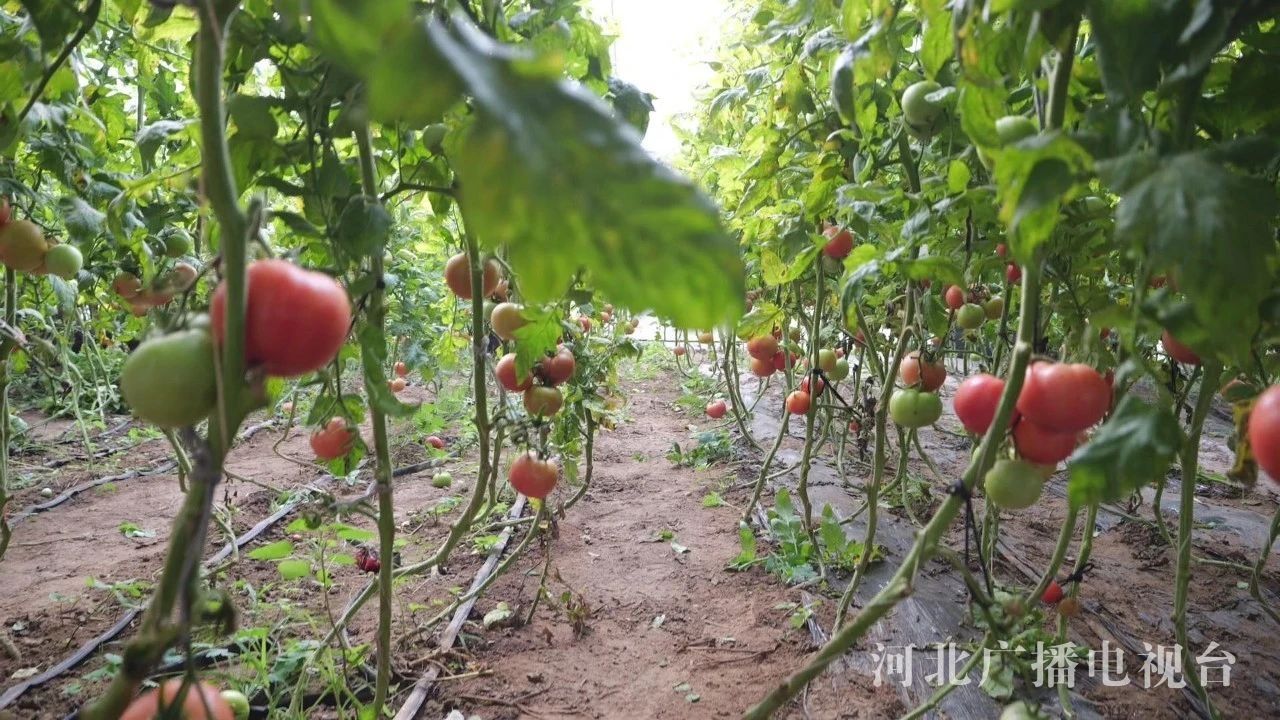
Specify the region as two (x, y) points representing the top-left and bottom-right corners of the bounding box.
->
(1085, 0), (1180, 99)
(1067, 396), (1181, 508)
(1113, 152), (1279, 359)
(991, 132), (1092, 261)
(425, 17), (743, 329)
(19, 0), (85, 51)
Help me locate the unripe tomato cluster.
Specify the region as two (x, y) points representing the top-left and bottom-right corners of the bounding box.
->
(0, 212), (84, 281)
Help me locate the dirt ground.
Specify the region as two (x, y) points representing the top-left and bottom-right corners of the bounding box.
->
(0, 352), (1277, 719)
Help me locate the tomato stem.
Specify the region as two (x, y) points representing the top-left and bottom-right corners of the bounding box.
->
(1174, 361), (1224, 719)
(354, 117), (396, 715)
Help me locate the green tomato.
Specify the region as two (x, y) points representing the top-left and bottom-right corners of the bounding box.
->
(979, 116), (1038, 169)
(220, 689), (251, 720)
(44, 244), (83, 280)
(830, 358), (850, 382)
(995, 115), (1037, 145)
(889, 388), (943, 428)
(120, 329), (217, 428)
(956, 303), (986, 330)
(817, 348), (837, 374)
(984, 296), (1004, 320)
(901, 80), (946, 137)
(431, 472), (453, 488)
(160, 228), (193, 258)
(984, 459), (1045, 510)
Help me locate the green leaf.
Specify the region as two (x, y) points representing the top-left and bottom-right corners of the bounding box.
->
(277, 559), (312, 580)
(991, 132), (1092, 260)
(58, 196), (105, 240)
(761, 247), (815, 286)
(946, 159), (971, 194)
(1084, 0), (1185, 100)
(423, 16), (743, 329)
(334, 524), (377, 542)
(334, 196), (392, 259)
(1067, 396), (1182, 508)
(248, 540), (294, 561)
(227, 95), (278, 140)
(309, 0), (464, 125)
(919, 0), (954, 80)
(1114, 152), (1279, 358)
(19, 0), (84, 51)
(512, 306), (562, 377)
(736, 301), (783, 341)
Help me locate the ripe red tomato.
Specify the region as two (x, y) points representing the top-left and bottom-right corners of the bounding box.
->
(749, 356), (775, 377)
(210, 260), (351, 377)
(995, 243), (1007, 257)
(1016, 362), (1110, 433)
(444, 252), (500, 300)
(121, 679), (234, 720)
(578, 316), (592, 333)
(310, 419), (354, 460)
(944, 285), (965, 310)
(536, 346), (576, 385)
(771, 350), (788, 371)
(747, 335), (779, 360)
(900, 350), (946, 391)
(389, 377), (407, 393)
(496, 353), (533, 392)
(953, 373), (1005, 434)
(1161, 330), (1200, 365)
(786, 390), (811, 415)
(822, 224), (855, 260)
(673, 346), (686, 357)
(1042, 580), (1064, 605)
(524, 385), (564, 416)
(394, 361), (408, 378)
(1005, 263), (1022, 284)
(509, 452), (558, 499)
(425, 435), (445, 449)
(800, 374), (826, 397)
(1013, 418), (1079, 465)
(706, 399), (728, 419)
(1249, 385), (1280, 480)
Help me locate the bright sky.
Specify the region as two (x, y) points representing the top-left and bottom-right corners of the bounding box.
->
(586, 0), (732, 161)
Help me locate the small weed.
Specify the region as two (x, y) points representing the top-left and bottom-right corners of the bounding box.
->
(668, 429), (732, 469)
